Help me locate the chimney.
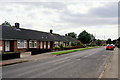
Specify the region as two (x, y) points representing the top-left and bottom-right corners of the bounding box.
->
(50, 29), (53, 34)
(15, 23), (20, 29)
(65, 34), (68, 36)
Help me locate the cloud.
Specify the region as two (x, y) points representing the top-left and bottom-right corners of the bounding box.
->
(0, 2), (118, 40)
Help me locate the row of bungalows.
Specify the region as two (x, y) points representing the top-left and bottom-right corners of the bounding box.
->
(0, 23), (79, 54)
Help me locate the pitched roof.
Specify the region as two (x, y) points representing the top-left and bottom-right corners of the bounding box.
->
(1, 25), (79, 42)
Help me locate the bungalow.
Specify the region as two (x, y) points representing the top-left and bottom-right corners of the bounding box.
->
(0, 23), (79, 54)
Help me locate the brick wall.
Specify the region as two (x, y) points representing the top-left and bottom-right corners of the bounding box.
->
(66, 42), (67, 46)
(37, 41), (39, 48)
(27, 40), (29, 49)
(14, 40), (27, 52)
(0, 41), (5, 53)
(44, 41), (46, 49)
(48, 41), (50, 49)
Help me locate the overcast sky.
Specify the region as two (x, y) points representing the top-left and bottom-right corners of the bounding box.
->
(0, 0), (119, 40)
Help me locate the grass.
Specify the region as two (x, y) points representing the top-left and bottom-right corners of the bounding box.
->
(52, 46), (100, 55)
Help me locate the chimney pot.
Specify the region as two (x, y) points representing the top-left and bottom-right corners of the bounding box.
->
(15, 23), (20, 29)
(50, 29), (53, 34)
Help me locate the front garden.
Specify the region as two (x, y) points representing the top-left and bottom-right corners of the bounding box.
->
(52, 46), (100, 55)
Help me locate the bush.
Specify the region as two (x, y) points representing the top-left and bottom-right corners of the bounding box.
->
(60, 44), (63, 49)
(80, 44), (86, 48)
(71, 42), (76, 46)
(117, 42), (120, 48)
(77, 42), (81, 46)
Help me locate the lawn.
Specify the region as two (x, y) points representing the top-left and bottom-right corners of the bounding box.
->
(52, 46), (100, 55)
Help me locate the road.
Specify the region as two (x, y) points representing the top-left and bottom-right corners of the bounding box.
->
(2, 47), (114, 78)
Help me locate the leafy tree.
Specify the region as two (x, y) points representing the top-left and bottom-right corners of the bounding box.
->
(117, 37), (120, 48)
(1, 21), (11, 27)
(78, 30), (95, 44)
(106, 38), (112, 44)
(96, 40), (102, 46)
(118, 37), (120, 42)
(67, 32), (77, 38)
(112, 39), (117, 44)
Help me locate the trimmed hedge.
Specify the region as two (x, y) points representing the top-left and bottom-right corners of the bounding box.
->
(1, 52), (20, 60)
(31, 49), (52, 55)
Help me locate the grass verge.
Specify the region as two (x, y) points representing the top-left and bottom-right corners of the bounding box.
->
(52, 46), (100, 55)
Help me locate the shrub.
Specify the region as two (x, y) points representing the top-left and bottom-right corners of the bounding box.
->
(77, 42), (81, 46)
(81, 44), (86, 48)
(60, 44), (63, 49)
(117, 42), (120, 48)
(71, 42), (76, 46)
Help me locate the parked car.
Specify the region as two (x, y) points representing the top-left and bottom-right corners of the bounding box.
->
(111, 44), (115, 48)
(106, 44), (114, 50)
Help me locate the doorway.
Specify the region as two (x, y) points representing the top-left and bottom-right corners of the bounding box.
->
(5, 41), (10, 52)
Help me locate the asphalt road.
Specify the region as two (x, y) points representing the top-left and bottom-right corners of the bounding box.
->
(2, 47), (114, 78)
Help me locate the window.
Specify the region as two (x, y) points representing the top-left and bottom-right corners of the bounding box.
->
(39, 41), (43, 49)
(55, 41), (58, 47)
(48, 42), (50, 48)
(17, 40), (27, 48)
(60, 42), (63, 45)
(29, 40), (37, 48)
(69, 42), (71, 46)
(64, 42), (66, 47)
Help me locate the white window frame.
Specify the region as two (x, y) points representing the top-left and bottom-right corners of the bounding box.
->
(17, 40), (27, 49)
(55, 41), (58, 47)
(48, 42), (50, 48)
(40, 41), (43, 49)
(29, 40), (37, 48)
(69, 42), (71, 46)
(64, 42), (66, 47)
(0, 41), (2, 51)
(60, 42), (63, 45)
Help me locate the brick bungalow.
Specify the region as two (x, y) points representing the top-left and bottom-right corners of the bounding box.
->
(0, 23), (79, 54)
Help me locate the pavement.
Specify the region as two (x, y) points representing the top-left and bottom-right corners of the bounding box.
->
(2, 47), (115, 78)
(1, 51), (55, 66)
(1, 48), (84, 66)
(101, 47), (118, 78)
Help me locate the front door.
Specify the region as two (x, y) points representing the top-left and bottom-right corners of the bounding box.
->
(5, 41), (10, 51)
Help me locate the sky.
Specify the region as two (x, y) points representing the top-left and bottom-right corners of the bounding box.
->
(0, 0), (119, 40)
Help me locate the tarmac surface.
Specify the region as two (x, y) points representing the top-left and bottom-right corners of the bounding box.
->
(2, 47), (116, 78)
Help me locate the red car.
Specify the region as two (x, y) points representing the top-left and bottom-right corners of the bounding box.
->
(106, 44), (114, 50)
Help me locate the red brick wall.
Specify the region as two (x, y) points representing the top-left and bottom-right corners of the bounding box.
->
(44, 41), (46, 49)
(1, 41), (5, 53)
(0, 41), (2, 46)
(14, 40), (27, 52)
(66, 42), (67, 46)
(27, 40), (29, 49)
(53, 42), (55, 47)
(37, 41), (39, 48)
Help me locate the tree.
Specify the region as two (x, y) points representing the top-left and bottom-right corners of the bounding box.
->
(67, 32), (77, 38)
(117, 37), (120, 48)
(96, 40), (102, 46)
(1, 21), (11, 27)
(106, 38), (112, 44)
(78, 30), (94, 44)
(112, 39), (117, 44)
